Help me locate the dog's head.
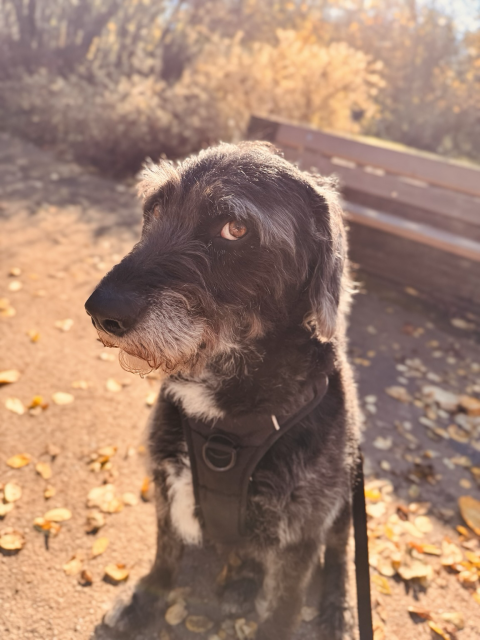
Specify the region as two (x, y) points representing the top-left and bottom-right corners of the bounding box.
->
(85, 142), (348, 376)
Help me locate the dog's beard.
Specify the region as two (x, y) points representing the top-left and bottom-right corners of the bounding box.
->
(96, 291), (209, 377)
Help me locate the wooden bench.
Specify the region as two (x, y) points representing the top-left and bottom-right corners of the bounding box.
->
(247, 115), (480, 315)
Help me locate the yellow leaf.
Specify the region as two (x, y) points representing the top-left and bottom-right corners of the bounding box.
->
(104, 563), (129, 582)
(3, 482), (22, 503)
(0, 370), (21, 384)
(0, 529), (25, 550)
(54, 318), (73, 332)
(106, 378), (122, 392)
(5, 398), (25, 415)
(44, 508), (72, 522)
(44, 485), (56, 499)
(6, 453), (31, 468)
(459, 495), (480, 535)
(371, 574), (391, 595)
(27, 329), (40, 342)
(92, 536), (109, 557)
(36, 462), (52, 480)
(52, 392), (74, 405)
(72, 380), (89, 389)
(63, 554), (83, 576)
(428, 621), (450, 639)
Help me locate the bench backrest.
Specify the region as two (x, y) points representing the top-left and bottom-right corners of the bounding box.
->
(247, 116), (480, 240)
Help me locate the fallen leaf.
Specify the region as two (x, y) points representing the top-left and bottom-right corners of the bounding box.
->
(92, 536), (109, 557)
(104, 563), (129, 583)
(54, 318), (74, 332)
(72, 380), (89, 389)
(428, 621), (450, 639)
(366, 502), (387, 519)
(441, 539), (463, 566)
(0, 503), (14, 517)
(165, 601), (188, 626)
(459, 495), (480, 535)
(6, 453), (31, 468)
(407, 605), (432, 620)
(63, 554), (83, 576)
(87, 484), (123, 513)
(33, 516), (62, 534)
(122, 492), (138, 506)
(451, 317), (475, 331)
(85, 510), (105, 533)
(79, 569), (93, 586)
(3, 482), (22, 503)
(373, 436), (393, 451)
(414, 516), (433, 533)
(8, 280), (22, 292)
(29, 395), (48, 410)
(146, 391), (157, 407)
(99, 352), (115, 361)
(9, 267), (21, 276)
(371, 574), (391, 595)
(185, 615), (213, 633)
(397, 559), (432, 581)
(0, 528), (25, 550)
(0, 370), (20, 384)
(44, 485), (56, 499)
(36, 462), (52, 480)
(301, 606), (319, 622)
(52, 392), (74, 405)
(5, 398), (25, 415)
(44, 508), (72, 522)
(459, 395), (480, 417)
(106, 378), (122, 392)
(141, 476), (152, 502)
(27, 329), (40, 342)
(385, 386), (412, 403)
(440, 611), (464, 629)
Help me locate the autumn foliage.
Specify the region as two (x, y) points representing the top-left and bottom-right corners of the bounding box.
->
(0, 0), (478, 175)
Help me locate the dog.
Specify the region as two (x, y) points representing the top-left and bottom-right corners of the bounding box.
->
(85, 141), (360, 640)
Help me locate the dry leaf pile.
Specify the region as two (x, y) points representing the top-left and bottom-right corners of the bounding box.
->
(366, 480), (480, 639)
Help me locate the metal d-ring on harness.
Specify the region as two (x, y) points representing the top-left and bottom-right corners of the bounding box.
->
(181, 373), (373, 640)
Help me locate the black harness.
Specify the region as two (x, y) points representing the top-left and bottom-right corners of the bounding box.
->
(181, 373), (373, 640)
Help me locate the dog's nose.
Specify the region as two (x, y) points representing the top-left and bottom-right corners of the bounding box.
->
(85, 288), (137, 337)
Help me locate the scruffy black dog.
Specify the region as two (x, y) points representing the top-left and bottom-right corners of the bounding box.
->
(85, 141), (360, 640)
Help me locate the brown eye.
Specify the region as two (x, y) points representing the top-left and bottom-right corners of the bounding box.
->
(220, 220), (247, 240)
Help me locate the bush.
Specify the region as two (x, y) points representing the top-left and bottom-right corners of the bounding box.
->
(0, 28), (380, 176)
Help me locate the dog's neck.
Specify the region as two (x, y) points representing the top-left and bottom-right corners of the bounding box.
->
(164, 325), (337, 421)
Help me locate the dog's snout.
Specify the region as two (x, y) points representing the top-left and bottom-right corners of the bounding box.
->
(85, 288), (137, 337)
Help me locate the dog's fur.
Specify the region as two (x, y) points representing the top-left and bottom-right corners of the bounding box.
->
(88, 141), (360, 640)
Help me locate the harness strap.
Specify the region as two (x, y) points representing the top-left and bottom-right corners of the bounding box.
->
(181, 373), (329, 544)
(180, 376), (373, 639)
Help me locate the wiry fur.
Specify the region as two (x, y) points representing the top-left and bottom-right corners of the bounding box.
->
(86, 141), (360, 640)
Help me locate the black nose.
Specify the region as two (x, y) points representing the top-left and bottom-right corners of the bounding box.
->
(85, 288), (138, 337)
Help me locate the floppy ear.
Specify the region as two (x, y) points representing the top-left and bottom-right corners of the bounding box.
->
(302, 177), (348, 341)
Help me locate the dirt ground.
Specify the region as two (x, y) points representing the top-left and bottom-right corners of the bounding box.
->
(1, 132), (480, 640)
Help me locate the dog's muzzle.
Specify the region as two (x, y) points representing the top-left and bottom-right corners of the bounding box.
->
(85, 287), (139, 337)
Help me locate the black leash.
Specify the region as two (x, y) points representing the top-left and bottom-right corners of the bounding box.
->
(352, 451), (374, 640)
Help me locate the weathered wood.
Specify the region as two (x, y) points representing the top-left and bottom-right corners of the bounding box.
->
(344, 201), (480, 263)
(348, 222), (480, 310)
(275, 121), (480, 198)
(299, 150), (480, 230)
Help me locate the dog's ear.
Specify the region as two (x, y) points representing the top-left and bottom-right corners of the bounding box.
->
(303, 177), (347, 341)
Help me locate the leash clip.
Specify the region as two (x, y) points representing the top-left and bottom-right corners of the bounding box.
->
(202, 433), (238, 472)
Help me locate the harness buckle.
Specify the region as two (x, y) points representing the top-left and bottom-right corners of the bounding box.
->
(202, 433), (237, 472)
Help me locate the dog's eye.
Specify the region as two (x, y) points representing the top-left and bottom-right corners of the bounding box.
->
(220, 221), (247, 240)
